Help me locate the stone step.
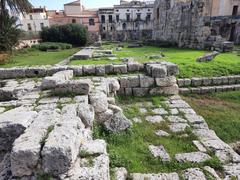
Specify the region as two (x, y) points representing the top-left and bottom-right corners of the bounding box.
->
(179, 84), (240, 94)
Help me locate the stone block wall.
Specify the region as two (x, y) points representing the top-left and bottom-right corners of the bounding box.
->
(153, 0), (212, 49)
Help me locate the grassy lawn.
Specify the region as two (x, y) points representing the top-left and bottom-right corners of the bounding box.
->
(93, 96), (222, 174)
(0, 48), (79, 68)
(182, 91), (240, 144)
(70, 45), (240, 78)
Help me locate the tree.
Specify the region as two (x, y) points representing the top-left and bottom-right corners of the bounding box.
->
(0, 14), (21, 51)
(0, 0), (32, 30)
(0, 0), (32, 51)
(41, 24), (88, 46)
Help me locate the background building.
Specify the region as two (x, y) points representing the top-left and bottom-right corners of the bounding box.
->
(18, 7), (49, 32)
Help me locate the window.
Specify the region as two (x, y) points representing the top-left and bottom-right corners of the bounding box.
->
(146, 13), (151, 21)
(122, 23), (126, 30)
(116, 9), (119, 12)
(116, 14), (120, 22)
(110, 26), (113, 31)
(29, 15), (33, 20)
(40, 23), (44, 30)
(109, 15), (113, 23)
(157, 7), (160, 20)
(137, 13), (141, 21)
(232, 6), (238, 16)
(126, 14), (130, 22)
(27, 23), (32, 31)
(72, 19), (76, 23)
(127, 9), (129, 12)
(103, 27), (106, 31)
(101, 15), (105, 23)
(89, 18), (95, 26)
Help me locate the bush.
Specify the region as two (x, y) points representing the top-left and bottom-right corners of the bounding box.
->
(40, 24), (88, 46)
(32, 42), (72, 51)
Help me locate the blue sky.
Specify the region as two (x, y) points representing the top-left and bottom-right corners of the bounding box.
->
(30, 0), (120, 10)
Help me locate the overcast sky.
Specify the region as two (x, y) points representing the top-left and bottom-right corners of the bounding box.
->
(29, 0), (120, 10)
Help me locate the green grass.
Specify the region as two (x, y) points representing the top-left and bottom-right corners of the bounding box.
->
(0, 48), (79, 68)
(93, 95), (222, 173)
(183, 91), (240, 143)
(70, 58), (121, 65)
(70, 45), (240, 78)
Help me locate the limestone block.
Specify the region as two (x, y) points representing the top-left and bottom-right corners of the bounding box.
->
(139, 75), (155, 88)
(67, 66), (83, 76)
(0, 106), (37, 151)
(25, 67), (47, 78)
(191, 78), (202, 87)
(42, 109), (84, 176)
(104, 112), (132, 132)
(89, 91), (108, 113)
(77, 104), (95, 128)
(155, 76), (176, 87)
(175, 152), (211, 163)
(11, 110), (60, 177)
(183, 168), (206, 180)
(95, 109), (114, 123)
(113, 65), (127, 74)
(132, 88), (149, 97)
(96, 65), (106, 76)
(83, 65), (96, 75)
(104, 64), (114, 74)
(151, 64), (167, 78)
(80, 139), (107, 155)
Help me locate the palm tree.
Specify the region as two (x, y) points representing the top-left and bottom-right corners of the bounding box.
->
(0, 0), (32, 30)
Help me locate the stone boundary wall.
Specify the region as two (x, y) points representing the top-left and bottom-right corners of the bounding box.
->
(178, 75), (240, 88)
(179, 84), (240, 95)
(0, 62), (178, 80)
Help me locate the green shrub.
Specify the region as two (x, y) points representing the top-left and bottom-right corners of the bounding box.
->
(41, 24), (88, 46)
(32, 42), (72, 51)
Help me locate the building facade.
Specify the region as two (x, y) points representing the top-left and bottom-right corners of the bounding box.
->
(98, 0), (154, 41)
(18, 7), (50, 32)
(48, 0), (100, 42)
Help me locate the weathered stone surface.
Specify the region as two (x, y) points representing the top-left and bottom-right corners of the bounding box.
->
(204, 166), (221, 180)
(167, 116), (187, 123)
(0, 106), (37, 151)
(183, 168), (206, 180)
(132, 88), (149, 97)
(193, 140), (207, 152)
(175, 152), (211, 163)
(119, 76), (139, 88)
(149, 145), (171, 161)
(170, 108), (179, 115)
(113, 64), (127, 74)
(169, 123), (189, 133)
(155, 130), (170, 137)
(139, 75), (155, 88)
(42, 70), (73, 89)
(54, 79), (92, 95)
(0, 153), (12, 180)
(107, 78), (120, 93)
(42, 105), (84, 176)
(151, 64), (167, 78)
(80, 139), (107, 155)
(114, 167), (128, 180)
(146, 116), (164, 123)
(197, 51), (219, 62)
(108, 104), (122, 113)
(153, 108), (168, 115)
(0, 107), (5, 114)
(96, 109), (114, 123)
(105, 64), (114, 74)
(191, 78), (202, 87)
(223, 163), (240, 177)
(89, 91), (108, 113)
(155, 76), (176, 87)
(131, 172), (179, 180)
(95, 65), (106, 76)
(11, 110), (60, 177)
(77, 104), (95, 128)
(83, 65), (96, 75)
(60, 154), (109, 180)
(150, 84), (179, 95)
(104, 112), (132, 132)
(67, 65), (83, 76)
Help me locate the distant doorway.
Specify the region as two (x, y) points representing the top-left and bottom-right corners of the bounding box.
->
(229, 24), (236, 41)
(232, 6), (238, 16)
